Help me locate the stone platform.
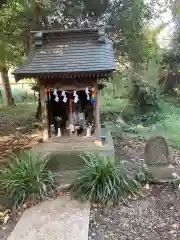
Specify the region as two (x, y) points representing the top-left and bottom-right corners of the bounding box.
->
(33, 128), (114, 172)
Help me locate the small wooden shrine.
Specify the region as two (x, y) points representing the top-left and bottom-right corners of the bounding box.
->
(13, 28), (116, 142)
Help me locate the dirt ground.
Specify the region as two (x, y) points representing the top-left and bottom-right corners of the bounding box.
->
(0, 104), (40, 239)
(89, 185), (180, 240)
(0, 104), (42, 163)
(89, 134), (180, 240)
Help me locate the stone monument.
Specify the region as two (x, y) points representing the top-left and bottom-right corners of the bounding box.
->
(144, 136), (175, 182)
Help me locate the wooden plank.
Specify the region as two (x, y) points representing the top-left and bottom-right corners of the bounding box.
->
(39, 85), (49, 142)
(95, 87), (100, 138)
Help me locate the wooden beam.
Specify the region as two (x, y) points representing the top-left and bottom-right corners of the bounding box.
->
(95, 87), (101, 138)
(39, 85), (49, 142)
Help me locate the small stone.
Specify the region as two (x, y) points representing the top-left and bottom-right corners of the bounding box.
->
(22, 203), (28, 209)
(92, 204), (98, 208)
(17, 211), (22, 217)
(170, 223), (179, 229)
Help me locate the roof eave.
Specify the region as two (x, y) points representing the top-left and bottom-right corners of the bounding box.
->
(13, 69), (116, 82)
(30, 28), (98, 35)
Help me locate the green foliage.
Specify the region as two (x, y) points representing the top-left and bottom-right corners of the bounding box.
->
(70, 152), (140, 205)
(0, 0), (55, 67)
(130, 24), (165, 108)
(110, 22), (164, 115)
(104, 55), (162, 120)
(0, 0), (154, 66)
(164, 0), (180, 74)
(0, 150), (55, 206)
(134, 59), (161, 106)
(120, 101), (180, 149)
(135, 166), (154, 184)
(11, 86), (37, 103)
(101, 95), (130, 115)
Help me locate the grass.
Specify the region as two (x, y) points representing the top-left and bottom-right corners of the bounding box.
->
(101, 97), (130, 115)
(122, 105), (180, 149)
(0, 103), (37, 136)
(70, 152), (140, 205)
(0, 103), (36, 115)
(0, 150), (55, 206)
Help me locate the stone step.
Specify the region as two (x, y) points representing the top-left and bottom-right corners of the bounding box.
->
(8, 197), (90, 240)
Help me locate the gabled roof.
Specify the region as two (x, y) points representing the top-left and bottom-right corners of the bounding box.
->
(13, 28), (116, 80)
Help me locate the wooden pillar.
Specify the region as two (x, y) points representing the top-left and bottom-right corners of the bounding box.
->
(39, 85), (49, 142)
(68, 97), (73, 136)
(69, 97), (73, 125)
(95, 87), (101, 138)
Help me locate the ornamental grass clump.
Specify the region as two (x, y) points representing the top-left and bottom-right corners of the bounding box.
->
(70, 152), (140, 205)
(0, 150), (55, 206)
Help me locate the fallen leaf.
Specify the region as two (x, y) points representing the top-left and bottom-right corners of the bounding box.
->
(4, 209), (11, 215)
(0, 212), (5, 217)
(3, 215), (9, 225)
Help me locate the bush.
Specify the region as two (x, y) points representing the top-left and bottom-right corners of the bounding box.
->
(70, 152), (140, 205)
(0, 150), (55, 206)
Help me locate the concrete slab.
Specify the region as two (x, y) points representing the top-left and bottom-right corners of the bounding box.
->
(8, 197), (90, 240)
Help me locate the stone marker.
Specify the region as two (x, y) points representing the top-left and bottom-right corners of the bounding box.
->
(144, 136), (175, 182)
(144, 136), (169, 166)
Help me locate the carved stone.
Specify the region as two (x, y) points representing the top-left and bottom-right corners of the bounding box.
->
(144, 136), (169, 166)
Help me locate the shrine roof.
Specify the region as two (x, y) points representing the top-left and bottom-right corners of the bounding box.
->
(13, 28), (116, 81)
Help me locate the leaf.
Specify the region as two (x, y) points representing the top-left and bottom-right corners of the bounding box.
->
(0, 212), (5, 217)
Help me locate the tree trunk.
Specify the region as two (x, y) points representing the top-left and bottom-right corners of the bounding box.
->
(0, 67), (14, 106)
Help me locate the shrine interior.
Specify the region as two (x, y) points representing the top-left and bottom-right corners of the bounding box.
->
(46, 89), (95, 137)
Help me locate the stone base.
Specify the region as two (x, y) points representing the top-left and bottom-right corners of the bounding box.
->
(145, 164), (176, 183)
